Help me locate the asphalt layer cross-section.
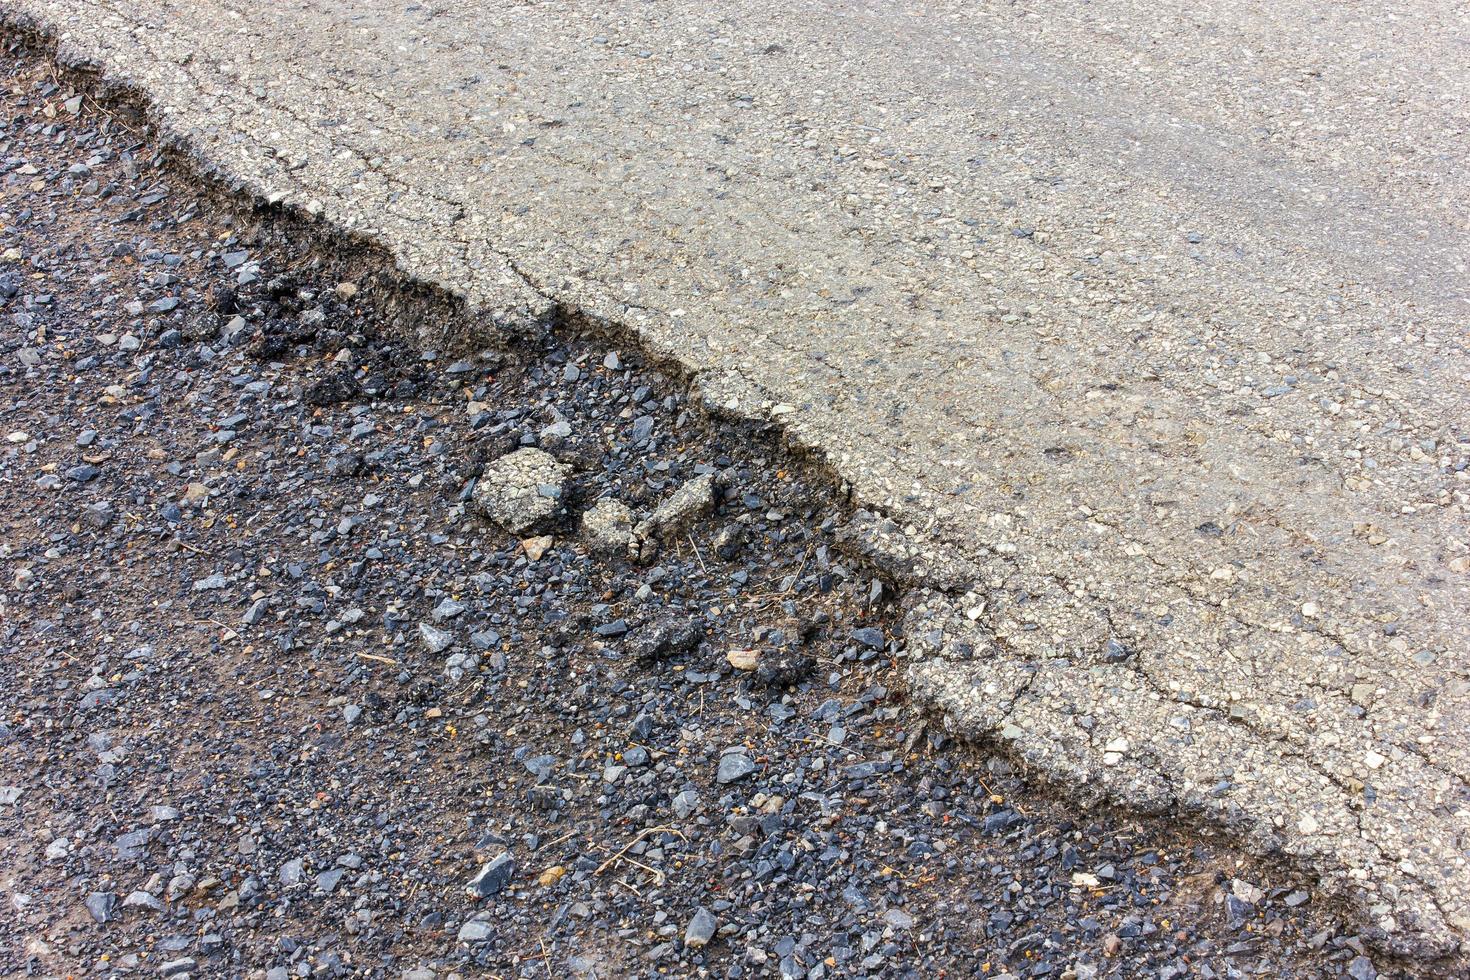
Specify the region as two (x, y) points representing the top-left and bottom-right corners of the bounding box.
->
(9, 0), (1468, 961)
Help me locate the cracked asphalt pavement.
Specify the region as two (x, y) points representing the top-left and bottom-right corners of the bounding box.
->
(8, 0), (1468, 963)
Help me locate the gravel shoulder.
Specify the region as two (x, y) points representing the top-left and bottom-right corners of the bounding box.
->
(0, 39), (1425, 980)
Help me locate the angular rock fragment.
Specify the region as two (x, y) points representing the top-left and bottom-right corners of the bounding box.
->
(628, 613), (705, 662)
(634, 474), (715, 550)
(465, 852), (515, 898)
(717, 751), (757, 784)
(684, 906), (718, 948)
(419, 622), (454, 653)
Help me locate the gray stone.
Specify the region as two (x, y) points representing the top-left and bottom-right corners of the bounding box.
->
(82, 501), (114, 529)
(114, 827), (154, 860)
(278, 857), (305, 885)
(84, 891), (115, 923)
(465, 852), (515, 898)
(315, 867), (347, 894)
(539, 417), (572, 441)
(419, 622), (454, 653)
(672, 789), (700, 818)
(717, 752), (756, 784)
(882, 908), (915, 929)
(431, 597), (465, 620)
(683, 906), (718, 948)
(458, 919), (494, 943)
(241, 597), (269, 625)
(122, 890), (164, 912)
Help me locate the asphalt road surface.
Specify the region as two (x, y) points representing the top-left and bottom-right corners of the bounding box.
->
(10, 0), (1468, 961)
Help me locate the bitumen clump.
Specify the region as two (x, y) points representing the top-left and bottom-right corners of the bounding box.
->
(0, 41), (1411, 980)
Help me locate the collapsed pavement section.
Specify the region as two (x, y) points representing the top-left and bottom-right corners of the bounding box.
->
(9, 0), (1468, 962)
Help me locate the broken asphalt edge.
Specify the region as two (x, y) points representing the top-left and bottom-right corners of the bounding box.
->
(4, 11), (1459, 971)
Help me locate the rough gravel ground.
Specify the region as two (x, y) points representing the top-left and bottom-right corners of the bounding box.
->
(0, 44), (1396, 980)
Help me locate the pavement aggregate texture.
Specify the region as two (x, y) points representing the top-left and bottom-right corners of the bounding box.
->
(5, 0), (1469, 963)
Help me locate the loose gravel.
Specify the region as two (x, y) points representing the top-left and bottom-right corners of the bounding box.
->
(0, 41), (1404, 980)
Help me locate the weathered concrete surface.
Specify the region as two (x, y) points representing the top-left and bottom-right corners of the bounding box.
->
(11, 0), (1467, 958)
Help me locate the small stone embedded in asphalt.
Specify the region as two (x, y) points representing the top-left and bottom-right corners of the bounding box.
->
(303, 368), (359, 406)
(755, 650), (817, 688)
(473, 447), (569, 534)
